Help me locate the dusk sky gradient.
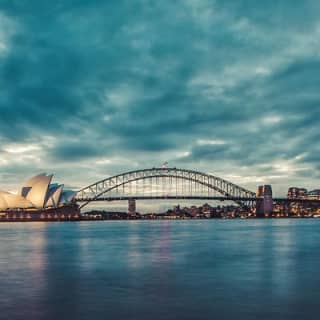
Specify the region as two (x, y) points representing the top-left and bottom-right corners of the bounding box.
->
(0, 0), (320, 198)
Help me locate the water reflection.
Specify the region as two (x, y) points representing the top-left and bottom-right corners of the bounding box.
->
(0, 222), (48, 319)
(1, 220), (320, 320)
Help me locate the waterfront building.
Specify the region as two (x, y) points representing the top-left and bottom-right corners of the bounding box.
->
(287, 187), (308, 199)
(0, 173), (79, 221)
(307, 189), (320, 200)
(287, 187), (320, 200)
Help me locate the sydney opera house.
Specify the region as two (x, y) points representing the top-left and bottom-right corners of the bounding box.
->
(0, 174), (80, 221)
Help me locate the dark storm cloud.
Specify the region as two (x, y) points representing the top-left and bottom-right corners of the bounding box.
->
(48, 142), (105, 161)
(0, 0), (320, 193)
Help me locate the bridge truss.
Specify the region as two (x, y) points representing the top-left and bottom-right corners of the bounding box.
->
(76, 168), (257, 209)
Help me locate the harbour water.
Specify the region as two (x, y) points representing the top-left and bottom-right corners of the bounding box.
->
(0, 219), (320, 320)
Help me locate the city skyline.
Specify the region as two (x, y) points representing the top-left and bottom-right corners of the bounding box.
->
(1, 1), (320, 197)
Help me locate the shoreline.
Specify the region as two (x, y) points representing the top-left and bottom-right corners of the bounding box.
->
(1, 216), (320, 222)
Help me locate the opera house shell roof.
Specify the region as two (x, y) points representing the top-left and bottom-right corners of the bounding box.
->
(0, 174), (76, 211)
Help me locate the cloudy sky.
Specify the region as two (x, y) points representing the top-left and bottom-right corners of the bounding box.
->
(0, 0), (320, 198)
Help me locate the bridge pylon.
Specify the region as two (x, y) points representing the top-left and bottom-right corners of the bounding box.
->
(128, 199), (136, 216)
(256, 185), (273, 217)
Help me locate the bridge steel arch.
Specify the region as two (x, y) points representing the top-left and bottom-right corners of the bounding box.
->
(76, 168), (256, 209)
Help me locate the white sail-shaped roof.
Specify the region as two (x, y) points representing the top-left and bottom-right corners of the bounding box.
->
(25, 174), (53, 209)
(48, 183), (59, 191)
(0, 194), (9, 210)
(60, 190), (76, 205)
(20, 173), (47, 197)
(45, 184), (59, 203)
(45, 184), (64, 208)
(1, 173), (76, 211)
(0, 191), (34, 209)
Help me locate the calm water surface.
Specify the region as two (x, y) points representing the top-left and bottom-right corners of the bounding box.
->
(0, 219), (320, 320)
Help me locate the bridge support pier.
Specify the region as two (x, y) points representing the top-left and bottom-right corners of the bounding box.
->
(128, 199), (136, 216)
(256, 185), (273, 217)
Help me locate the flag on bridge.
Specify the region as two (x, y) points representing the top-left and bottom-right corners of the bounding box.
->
(161, 161), (168, 169)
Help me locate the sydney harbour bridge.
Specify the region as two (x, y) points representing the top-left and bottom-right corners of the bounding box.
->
(75, 167), (319, 215)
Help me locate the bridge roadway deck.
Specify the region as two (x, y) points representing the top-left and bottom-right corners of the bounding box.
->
(75, 196), (320, 204)
(76, 196), (255, 202)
